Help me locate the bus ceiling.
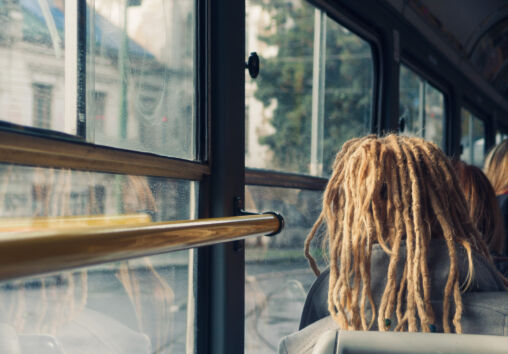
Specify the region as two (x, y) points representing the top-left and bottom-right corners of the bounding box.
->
(387, 0), (508, 108)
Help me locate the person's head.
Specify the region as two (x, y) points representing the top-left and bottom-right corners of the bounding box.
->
(452, 160), (505, 255)
(484, 139), (508, 195)
(304, 135), (490, 334)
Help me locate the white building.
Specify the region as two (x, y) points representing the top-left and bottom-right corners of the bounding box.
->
(0, 0), (193, 220)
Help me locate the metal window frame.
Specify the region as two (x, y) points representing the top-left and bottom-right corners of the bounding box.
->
(0, 130), (209, 181)
(246, 168), (327, 191)
(194, 1), (245, 353)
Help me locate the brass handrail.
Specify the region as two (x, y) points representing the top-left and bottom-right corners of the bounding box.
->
(0, 214), (282, 281)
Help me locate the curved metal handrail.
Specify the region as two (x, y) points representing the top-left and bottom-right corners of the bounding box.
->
(0, 214), (283, 281)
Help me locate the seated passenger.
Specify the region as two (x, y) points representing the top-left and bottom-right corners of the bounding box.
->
(452, 160), (505, 256)
(280, 135), (506, 353)
(484, 139), (508, 249)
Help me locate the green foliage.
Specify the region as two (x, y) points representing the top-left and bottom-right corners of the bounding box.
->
(250, 0), (373, 175)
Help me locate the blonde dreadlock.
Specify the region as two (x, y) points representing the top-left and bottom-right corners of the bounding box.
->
(304, 135), (490, 334)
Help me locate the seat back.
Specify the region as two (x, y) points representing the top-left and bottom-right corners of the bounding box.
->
(310, 292), (508, 354)
(333, 330), (508, 354)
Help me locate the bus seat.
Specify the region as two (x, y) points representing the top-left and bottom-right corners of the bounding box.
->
(281, 292), (508, 353)
(312, 330), (508, 354)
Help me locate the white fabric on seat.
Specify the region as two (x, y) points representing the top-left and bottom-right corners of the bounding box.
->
(334, 330), (508, 354)
(281, 292), (508, 353)
(312, 330), (336, 354)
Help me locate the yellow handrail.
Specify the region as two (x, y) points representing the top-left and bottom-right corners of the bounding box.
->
(0, 214), (281, 281)
(0, 213), (152, 232)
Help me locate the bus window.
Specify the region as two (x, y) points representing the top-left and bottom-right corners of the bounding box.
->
(245, 0), (374, 351)
(0, 250), (190, 353)
(424, 83), (445, 148)
(87, 0), (196, 159)
(323, 18), (373, 176)
(0, 0), (196, 160)
(244, 185), (322, 353)
(0, 164), (197, 353)
(245, 0), (373, 177)
(461, 108), (486, 167)
(399, 65), (445, 148)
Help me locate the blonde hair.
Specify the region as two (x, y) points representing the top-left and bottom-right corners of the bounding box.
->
(452, 160), (505, 255)
(484, 139), (508, 195)
(304, 135), (490, 334)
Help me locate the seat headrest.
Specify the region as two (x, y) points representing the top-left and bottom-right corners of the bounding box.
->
(313, 330), (508, 354)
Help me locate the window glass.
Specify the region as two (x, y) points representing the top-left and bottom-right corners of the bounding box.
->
(0, 0), (67, 133)
(245, 0), (373, 176)
(496, 131), (508, 144)
(0, 165), (195, 221)
(399, 65), (445, 148)
(399, 65), (423, 137)
(323, 18), (373, 176)
(0, 252), (190, 354)
(0, 164), (196, 353)
(424, 83), (445, 148)
(460, 108), (485, 167)
(87, 0), (195, 159)
(244, 185), (324, 353)
(0, 1), (196, 160)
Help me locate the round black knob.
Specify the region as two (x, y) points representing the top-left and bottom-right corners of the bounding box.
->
(246, 52), (259, 79)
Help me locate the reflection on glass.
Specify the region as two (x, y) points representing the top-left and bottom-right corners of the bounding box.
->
(245, 0), (372, 176)
(424, 83), (444, 147)
(399, 65), (423, 137)
(87, 0), (195, 159)
(399, 65), (445, 148)
(461, 108), (485, 167)
(0, 165), (193, 221)
(0, 251), (189, 354)
(0, 164), (195, 353)
(244, 185), (323, 353)
(495, 131), (508, 145)
(0, 0), (68, 133)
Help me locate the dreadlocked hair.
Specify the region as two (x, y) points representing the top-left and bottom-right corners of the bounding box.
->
(304, 134), (491, 334)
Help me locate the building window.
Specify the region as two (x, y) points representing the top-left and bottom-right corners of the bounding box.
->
(32, 83), (53, 130)
(93, 91), (107, 132)
(91, 185), (106, 214)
